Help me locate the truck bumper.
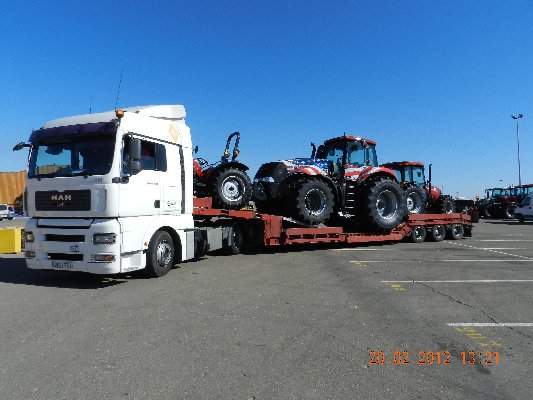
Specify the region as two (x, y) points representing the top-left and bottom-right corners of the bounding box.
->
(24, 218), (124, 275)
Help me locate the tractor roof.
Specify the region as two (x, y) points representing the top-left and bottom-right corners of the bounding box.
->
(324, 136), (377, 146)
(382, 161), (425, 168)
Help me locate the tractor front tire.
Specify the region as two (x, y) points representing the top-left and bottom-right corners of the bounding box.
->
(211, 167), (252, 209)
(405, 187), (427, 215)
(362, 179), (407, 231)
(503, 204), (517, 219)
(292, 178), (334, 225)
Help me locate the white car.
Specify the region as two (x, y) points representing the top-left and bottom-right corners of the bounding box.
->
(0, 204), (12, 220)
(515, 193), (533, 223)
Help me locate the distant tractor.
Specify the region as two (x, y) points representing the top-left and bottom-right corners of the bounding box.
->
(381, 161), (455, 215)
(477, 184), (533, 219)
(193, 131), (252, 209)
(253, 135), (407, 230)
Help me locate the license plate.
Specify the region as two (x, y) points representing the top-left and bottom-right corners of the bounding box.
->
(51, 261), (73, 269)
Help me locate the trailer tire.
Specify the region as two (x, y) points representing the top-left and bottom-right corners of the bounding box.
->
(447, 224), (464, 240)
(431, 224), (446, 241)
(211, 167), (252, 210)
(410, 226), (427, 243)
(362, 179), (407, 231)
(292, 178), (334, 225)
(503, 204), (517, 219)
(405, 187), (426, 215)
(145, 230), (175, 277)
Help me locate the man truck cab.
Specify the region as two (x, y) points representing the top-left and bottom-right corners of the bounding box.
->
(17, 105), (198, 276)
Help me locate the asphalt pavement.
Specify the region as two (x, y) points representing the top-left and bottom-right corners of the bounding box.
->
(0, 219), (532, 399)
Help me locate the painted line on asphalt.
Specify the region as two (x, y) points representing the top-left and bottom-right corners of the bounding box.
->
(441, 260), (533, 262)
(448, 323), (533, 327)
(472, 239), (533, 242)
(381, 279), (533, 283)
(335, 248), (382, 251)
(350, 260), (533, 263)
(479, 248), (527, 250)
(445, 241), (533, 260)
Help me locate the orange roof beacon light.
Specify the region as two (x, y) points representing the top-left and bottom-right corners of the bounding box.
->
(115, 109), (125, 119)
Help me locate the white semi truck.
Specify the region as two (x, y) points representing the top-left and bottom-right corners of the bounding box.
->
(16, 105), (242, 277)
(16, 105), (473, 278)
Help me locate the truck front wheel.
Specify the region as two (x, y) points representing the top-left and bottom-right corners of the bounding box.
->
(363, 179), (407, 230)
(145, 230), (175, 277)
(292, 178), (334, 225)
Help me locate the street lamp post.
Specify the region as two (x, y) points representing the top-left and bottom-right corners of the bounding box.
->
(511, 114), (523, 186)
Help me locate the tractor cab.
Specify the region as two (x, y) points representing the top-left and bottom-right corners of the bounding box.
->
(314, 136), (378, 174)
(381, 161), (425, 188)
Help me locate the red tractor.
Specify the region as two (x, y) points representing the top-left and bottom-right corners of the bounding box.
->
(253, 135), (407, 230)
(478, 184), (533, 219)
(193, 131), (252, 209)
(380, 161), (455, 215)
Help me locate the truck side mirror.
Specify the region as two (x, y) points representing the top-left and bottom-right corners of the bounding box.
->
(129, 137), (142, 175)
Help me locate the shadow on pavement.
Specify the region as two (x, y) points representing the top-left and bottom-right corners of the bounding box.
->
(0, 255), (127, 289)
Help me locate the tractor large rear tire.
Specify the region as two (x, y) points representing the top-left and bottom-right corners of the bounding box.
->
(292, 178), (334, 225)
(362, 179), (407, 231)
(439, 195), (455, 214)
(405, 187), (427, 215)
(211, 167), (252, 209)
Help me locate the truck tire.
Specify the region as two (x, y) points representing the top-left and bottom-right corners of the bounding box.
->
(362, 179), (407, 230)
(405, 187), (426, 215)
(503, 204), (517, 219)
(430, 224), (446, 241)
(227, 223), (245, 255)
(447, 224), (464, 240)
(410, 226), (427, 243)
(292, 178), (334, 225)
(439, 196), (455, 214)
(145, 230), (175, 277)
(211, 167), (252, 209)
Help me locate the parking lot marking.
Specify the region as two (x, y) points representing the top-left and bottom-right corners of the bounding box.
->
(381, 279), (533, 283)
(384, 282), (407, 291)
(474, 239), (533, 242)
(445, 241), (533, 260)
(449, 323), (533, 327)
(441, 259), (533, 262)
(479, 248), (527, 250)
(335, 248), (382, 251)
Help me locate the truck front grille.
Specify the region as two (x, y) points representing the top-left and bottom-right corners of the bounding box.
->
(35, 190), (91, 211)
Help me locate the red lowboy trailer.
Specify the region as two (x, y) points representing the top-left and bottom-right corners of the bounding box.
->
(193, 197), (473, 253)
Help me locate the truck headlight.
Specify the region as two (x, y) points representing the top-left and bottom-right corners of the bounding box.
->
(25, 250), (35, 258)
(25, 231), (34, 243)
(93, 233), (116, 244)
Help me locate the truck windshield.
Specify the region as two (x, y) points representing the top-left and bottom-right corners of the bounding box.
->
(28, 135), (115, 178)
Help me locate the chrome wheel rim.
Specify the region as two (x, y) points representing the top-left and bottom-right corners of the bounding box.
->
(222, 177), (243, 201)
(156, 240), (173, 267)
(407, 193), (423, 214)
(305, 189), (327, 216)
(377, 190), (398, 220)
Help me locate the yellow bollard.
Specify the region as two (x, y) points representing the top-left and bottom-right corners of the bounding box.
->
(0, 228), (22, 253)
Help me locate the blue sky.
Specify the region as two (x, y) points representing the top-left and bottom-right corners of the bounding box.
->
(1, 0), (532, 198)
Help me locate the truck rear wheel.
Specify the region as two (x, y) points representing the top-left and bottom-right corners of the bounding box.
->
(145, 231), (175, 277)
(212, 167), (252, 210)
(405, 187), (426, 215)
(292, 178), (334, 225)
(362, 179), (407, 230)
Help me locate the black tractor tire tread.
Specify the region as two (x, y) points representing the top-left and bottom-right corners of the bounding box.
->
(211, 167), (252, 210)
(292, 178), (335, 225)
(361, 178), (407, 231)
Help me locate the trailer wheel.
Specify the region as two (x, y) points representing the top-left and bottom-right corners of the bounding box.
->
(410, 226), (427, 243)
(430, 224), (446, 241)
(503, 204), (517, 219)
(447, 224), (464, 240)
(405, 187), (426, 215)
(211, 167), (252, 209)
(227, 223), (245, 255)
(363, 179), (407, 230)
(292, 178), (334, 225)
(145, 230), (175, 277)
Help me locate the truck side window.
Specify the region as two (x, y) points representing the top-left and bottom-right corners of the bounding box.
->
(122, 136), (167, 173)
